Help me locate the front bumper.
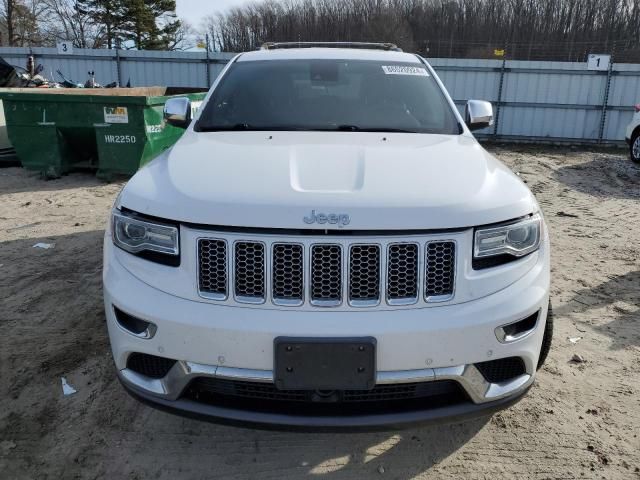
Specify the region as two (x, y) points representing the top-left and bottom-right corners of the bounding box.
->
(119, 368), (532, 430)
(104, 232), (550, 428)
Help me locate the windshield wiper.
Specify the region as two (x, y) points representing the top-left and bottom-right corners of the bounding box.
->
(325, 125), (419, 133)
(197, 124), (318, 132)
(197, 123), (419, 133)
(351, 127), (419, 133)
(198, 123), (258, 132)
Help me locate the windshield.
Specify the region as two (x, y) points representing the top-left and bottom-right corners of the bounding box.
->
(196, 59), (461, 134)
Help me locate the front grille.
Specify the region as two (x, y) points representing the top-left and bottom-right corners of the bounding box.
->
(311, 245), (342, 305)
(197, 237), (456, 308)
(183, 377), (467, 415)
(475, 357), (526, 383)
(127, 353), (176, 379)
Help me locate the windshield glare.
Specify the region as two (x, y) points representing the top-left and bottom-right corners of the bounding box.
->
(197, 59), (460, 134)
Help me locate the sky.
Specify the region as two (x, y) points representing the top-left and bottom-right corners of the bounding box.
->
(176, 0), (255, 29)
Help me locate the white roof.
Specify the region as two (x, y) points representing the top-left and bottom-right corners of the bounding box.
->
(237, 47), (421, 63)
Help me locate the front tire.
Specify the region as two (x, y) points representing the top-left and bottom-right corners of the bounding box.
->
(536, 300), (553, 370)
(631, 132), (640, 164)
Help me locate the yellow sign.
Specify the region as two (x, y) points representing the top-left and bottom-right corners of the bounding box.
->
(494, 49), (505, 57)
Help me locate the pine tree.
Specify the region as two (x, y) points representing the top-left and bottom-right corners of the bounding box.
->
(121, 0), (179, 50)
(76, 0), (126, 49)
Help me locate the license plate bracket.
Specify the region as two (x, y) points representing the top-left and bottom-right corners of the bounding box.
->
(274, 337), (376, 391)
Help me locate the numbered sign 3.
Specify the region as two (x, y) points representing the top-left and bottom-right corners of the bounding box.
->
(57, 41), (74, 55)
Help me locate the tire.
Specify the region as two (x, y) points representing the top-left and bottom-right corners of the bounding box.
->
(537, 300), (553, 370)
(631, 131), (640, 164)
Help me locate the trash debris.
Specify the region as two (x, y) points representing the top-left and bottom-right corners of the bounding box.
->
(85, 70), (97, 88)
(568, 337), (582, 344)
(377, 465), (385, 474)
(0, 440), (16, 451)
(56, 69), (83, 88)
(570, 354), (585, 363)
(61, 377), (77, 396)
(33, 242), (55, 249)
(557, 211), (579, 218)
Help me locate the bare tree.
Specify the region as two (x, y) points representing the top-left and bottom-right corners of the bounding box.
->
(1, 0), (49, 45)
(201, 0), (640, 61)
(41, 0), (106, 48)
(1, 0), (17, 45)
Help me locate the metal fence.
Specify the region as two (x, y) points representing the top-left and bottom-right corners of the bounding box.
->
(430, 58), (640, 144)
(421, 39), (640, 63)
(0, 47), (638, 145)
(0, 47), (236, 89)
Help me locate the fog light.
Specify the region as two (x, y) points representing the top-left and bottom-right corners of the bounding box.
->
(495, 311), (539, 343)
(114, 306), (157, 339)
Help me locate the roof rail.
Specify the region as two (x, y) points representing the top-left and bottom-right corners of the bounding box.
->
(260, 42), (403, 52)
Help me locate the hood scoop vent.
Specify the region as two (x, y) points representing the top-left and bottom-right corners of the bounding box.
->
(289, 146), (365, 193)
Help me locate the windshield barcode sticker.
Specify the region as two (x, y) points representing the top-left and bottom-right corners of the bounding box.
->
(382, 65), (429, 76)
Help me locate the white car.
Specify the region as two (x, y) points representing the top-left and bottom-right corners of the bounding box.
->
(625, 103), (640, 163)
(104, 42), (552, 429)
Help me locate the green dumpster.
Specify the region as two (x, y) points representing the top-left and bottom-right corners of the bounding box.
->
(0, 87), (206, 179)
(0, 100), (19, 167)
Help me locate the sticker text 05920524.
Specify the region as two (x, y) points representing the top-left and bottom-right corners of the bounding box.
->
(104, 134), (137, 144)
(381, 65), (429, 76)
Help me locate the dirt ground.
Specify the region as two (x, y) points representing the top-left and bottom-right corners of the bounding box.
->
(0, 146), (639, 479)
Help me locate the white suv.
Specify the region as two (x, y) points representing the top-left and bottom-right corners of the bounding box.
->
(625, 103), (640, 163)
(104, 43), (552, 429)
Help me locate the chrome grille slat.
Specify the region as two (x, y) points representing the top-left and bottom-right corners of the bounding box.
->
(234, 241), (266, 303)
(349, 245), (381, 306)
(386, 243), (418, 305)
(272, 243), (304, 305)
(310, 244), (342, 306)
(198, 239), (228, 300)
(425, 241), (456, 301)
(197, 237), (456, 308)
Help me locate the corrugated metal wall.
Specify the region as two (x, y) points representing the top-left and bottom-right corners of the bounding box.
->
(0, 47), (637, 144)
(0, 47), (234, 89)
(429, 58), (640, 143)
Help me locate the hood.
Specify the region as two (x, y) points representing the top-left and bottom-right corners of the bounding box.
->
(119, 131), (537, 230)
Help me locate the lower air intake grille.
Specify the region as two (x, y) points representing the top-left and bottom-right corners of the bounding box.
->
(183, 377), (467, 415)
(425, 241), (456, 298)
(310, 245), (342, 305)
(126, 353), (176, 379)
(475, 357), (526, 383)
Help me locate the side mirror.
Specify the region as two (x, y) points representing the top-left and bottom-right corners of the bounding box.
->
(163, 97), (192, 128)
(465, 100), (494, 131)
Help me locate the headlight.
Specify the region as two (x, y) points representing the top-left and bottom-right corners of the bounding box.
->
(112, 209), (179, 264)
(473, 214), (541, 267)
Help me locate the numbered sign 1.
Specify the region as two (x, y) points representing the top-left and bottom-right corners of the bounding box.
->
(587, 54), (610, 71)
(57, 41), (74, 55)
